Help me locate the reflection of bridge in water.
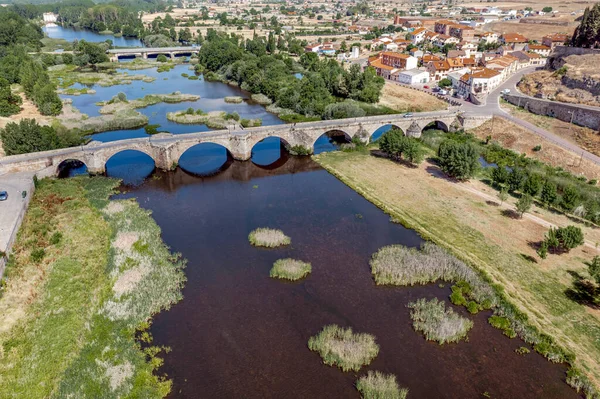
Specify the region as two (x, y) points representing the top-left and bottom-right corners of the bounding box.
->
(107, 46), (199, 61)
(0, 112), (492, 177)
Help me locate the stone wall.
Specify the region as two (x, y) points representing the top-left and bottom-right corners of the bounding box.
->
(504, 93), (600, 132)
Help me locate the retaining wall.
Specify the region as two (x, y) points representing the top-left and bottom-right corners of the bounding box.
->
(504, 93), (600, 133)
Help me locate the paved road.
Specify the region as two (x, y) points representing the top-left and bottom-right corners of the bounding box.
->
(458, 67), (600, 166)
(0, 172), (34, 258)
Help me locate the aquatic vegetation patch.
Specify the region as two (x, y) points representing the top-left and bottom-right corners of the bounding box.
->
(251, 93), (272, 105)
(0, 176), (186, 398)
(270, 258), (311, 281)
(167, 108), (240, 128)
(308, 324), (379, 372)
(58, 87), (97, 96)
(98, 92), (200, 115)
(49, 66), (155, 88)
(356, 371), (408, 399)
(370, 243), (495, 306)
(240, 118), (262, 128)
(408, 298), (473, 344)
(248, 228), (291, 248)
(224, 96), (243, 104)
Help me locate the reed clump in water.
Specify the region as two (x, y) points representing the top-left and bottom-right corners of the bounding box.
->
(370, 242), (495, 307)
(270, 258), (311, 281)
(308, 324), (379, 372)
(407, 298), (473, 344)
(248, 228), (291, 248)
(224, 96), (243, 103)
(356, 371), (408, 399)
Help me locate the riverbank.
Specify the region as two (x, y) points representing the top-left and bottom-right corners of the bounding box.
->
(0, 176), (186, 398)
(314, 150), (600, 392)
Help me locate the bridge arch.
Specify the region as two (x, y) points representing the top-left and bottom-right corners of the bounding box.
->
(250, 136), (292, 167)
(177, 142), (233, 176)
(371, 124), (404, 142)
(105, 149), (157, 186)
(422, 120), (449, 133)
(312, 129), (352, 154)
(56, 159), (88, 178)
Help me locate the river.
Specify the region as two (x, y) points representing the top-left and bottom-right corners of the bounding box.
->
(42, 25), (144, 47)
(109, 156), (578, 399)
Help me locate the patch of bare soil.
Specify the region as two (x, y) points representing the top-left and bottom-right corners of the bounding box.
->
(378, 83), (447, 113)
(519, 70), (600, 107)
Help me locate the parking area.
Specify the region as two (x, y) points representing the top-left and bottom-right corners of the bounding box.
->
(0, 172), (34, 268)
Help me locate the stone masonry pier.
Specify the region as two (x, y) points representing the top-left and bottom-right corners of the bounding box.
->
(0, 112), (491, 176)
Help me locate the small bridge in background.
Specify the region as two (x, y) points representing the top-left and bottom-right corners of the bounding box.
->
(107, 46), (199, 61)
(0, 112), (491, 176)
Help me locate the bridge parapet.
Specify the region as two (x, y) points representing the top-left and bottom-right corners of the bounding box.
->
(0, 113), (490, 177)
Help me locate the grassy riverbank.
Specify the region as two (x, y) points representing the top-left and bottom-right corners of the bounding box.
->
(0, 177), (186, 398)
(314, 150), (600, 392)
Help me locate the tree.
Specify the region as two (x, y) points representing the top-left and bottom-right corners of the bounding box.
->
(523, 173), (543, 196)
(515, 194), (532, 218)
(437, 140), (479, 180)
(571, 4), (600, 48)
(379, 129), (423, 165)
(561, 186), (579, 211)
(507, 168), (525, 192)
(542, 7), (553, 13)
(156, 54), (168, 62)
(178, 28), (192, 43)
(541, 225), (584, 254)
(497, 187), (508, 205)
(438, 78), (452, 88)
(491, 166), (509, 187)
(0, 77), (22, 117)
(75, 40), (109, 64)
(589, 256), (600, 285)
(540, 181), (558, 206)
(1, 119), (67, 155)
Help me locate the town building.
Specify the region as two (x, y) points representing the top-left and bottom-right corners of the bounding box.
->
(394, 68), (430, 84)
(500, 33), (528, 51)
(542, 34), (569, 49)
(525, 44), (551, 57)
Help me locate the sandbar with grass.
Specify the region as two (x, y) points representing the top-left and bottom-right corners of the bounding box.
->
(356, 371), (408, 399)
(408, 298), (473, 344)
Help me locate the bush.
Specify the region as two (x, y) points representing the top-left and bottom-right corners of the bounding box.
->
(322, 101), (366, 120)
(270, 258), (311, 281)
(49, 231), (62, 245)
(356, 371), (408, 399)
(308, 324), (379, 371)
(437, 140), (479, 180)
(488, 315), (516, 338)
(289, 145), (312, 156)
(30, 248), (46, 263)
(408, 298), (473, 344)
(156, 54), (168, 62)
(248, 228), (290, 248)
(541, 225), (584, 254)
(0, 119), (82, 156)
(515, 194), (532, 218)
(379, 128), (424, 165)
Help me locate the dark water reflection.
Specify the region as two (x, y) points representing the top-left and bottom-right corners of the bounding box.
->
(114, 157), (577, 399)
(106, 150), (155, 186)
(178, 143), (232, 176)
(57, 159), (88, 178)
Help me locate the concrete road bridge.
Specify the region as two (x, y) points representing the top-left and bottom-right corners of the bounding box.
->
(107, 46), (199, 62)
(0, 112), (491, 176)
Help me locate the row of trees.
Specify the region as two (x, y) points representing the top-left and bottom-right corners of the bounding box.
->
(571, 3), (600, 48)
(0, 11), (62, 117)
(378, 128), (424, 165)
(0, 119), (82, 156)
(197, 31), (385, 119)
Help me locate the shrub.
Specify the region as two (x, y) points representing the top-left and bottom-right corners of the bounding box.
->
(515, 194), (532, 218)
(308, 324), (379, 371)
(248, 228), (290, 248)
(407, 298), (473, 344)
(49, 231), (63, 245)
(144, 124), (162, 135)
(533, 145), (542, 152)
(516, 347), (530, 355)
(322, 101), (366, 120)
(225, 112), (240, 121)
(156, 54), (168, 62)
(289, 145), (312, 156)
(270, 258), (311, 281)
(437, 140), (479, 181)
(356, 371), (408, 399)
(488, 315), (516, 338)
(541, 225), (584, 254)
(30, 248), (46, 263)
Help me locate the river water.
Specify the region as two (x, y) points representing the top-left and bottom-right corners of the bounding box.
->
(43, 25), (144, 47)
(113, 157), (578, 399)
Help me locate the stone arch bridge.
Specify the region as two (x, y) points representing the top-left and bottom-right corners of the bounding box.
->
(0, 112), (491, 176)
(107, 47), (199, 62)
